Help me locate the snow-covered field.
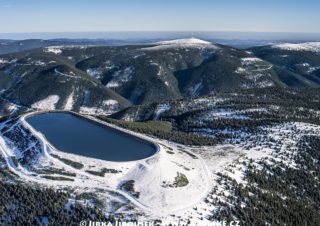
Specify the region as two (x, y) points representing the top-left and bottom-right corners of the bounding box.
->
(1, 110), (318, 225)
(0, 112), (213, 224)
(173, 122), (320, 225)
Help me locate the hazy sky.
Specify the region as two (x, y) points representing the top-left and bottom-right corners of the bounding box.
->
(0, 0), (319, 33)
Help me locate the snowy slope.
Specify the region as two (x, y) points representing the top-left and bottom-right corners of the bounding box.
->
(31, 95), (60, 110)
(272, 42), (320, 52)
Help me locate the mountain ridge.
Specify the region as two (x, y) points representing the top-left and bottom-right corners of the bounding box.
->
(1, 38), (320, 113)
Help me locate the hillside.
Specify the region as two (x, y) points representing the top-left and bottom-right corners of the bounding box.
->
(0, 48), (130, 114)
(249, 42), (320, 86)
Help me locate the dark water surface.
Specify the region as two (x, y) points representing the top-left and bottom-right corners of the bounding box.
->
(26, 112), (157, 162)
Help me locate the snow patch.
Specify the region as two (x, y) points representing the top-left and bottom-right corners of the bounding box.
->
(64, 91), (74, 111)
(241, 57), (263, 65)
(154, 103), (171, 120)
(240, 57), (273, 72)
(86, 68), (99, 76)
(45, 46), (62, 54)
(31, 95), (60, 110)
(297, 63), (310, 67)
(235, 67), (246, 74)
(106, 67), (134, 88)
(86, 68), (102, 78)
(201, 109), (249, 120)
(189, 81), (203, 97)
(35, 60), (46, 66)
(7, 103), (18, 113)
(80, 99), (119, 115)
(0, 58), (9, 64)
(308, 66), (320, 73)
(103, 99), (118, 106)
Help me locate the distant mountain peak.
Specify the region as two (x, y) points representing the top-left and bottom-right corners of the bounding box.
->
(156, 38), (212, 45)
(271, 42), (320, 52)
(141, 38), (216, 51)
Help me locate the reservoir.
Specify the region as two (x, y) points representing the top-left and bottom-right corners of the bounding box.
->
(26, 112), (157, 162)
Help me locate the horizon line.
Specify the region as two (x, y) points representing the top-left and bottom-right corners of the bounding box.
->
(1, 31), (320, 34)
